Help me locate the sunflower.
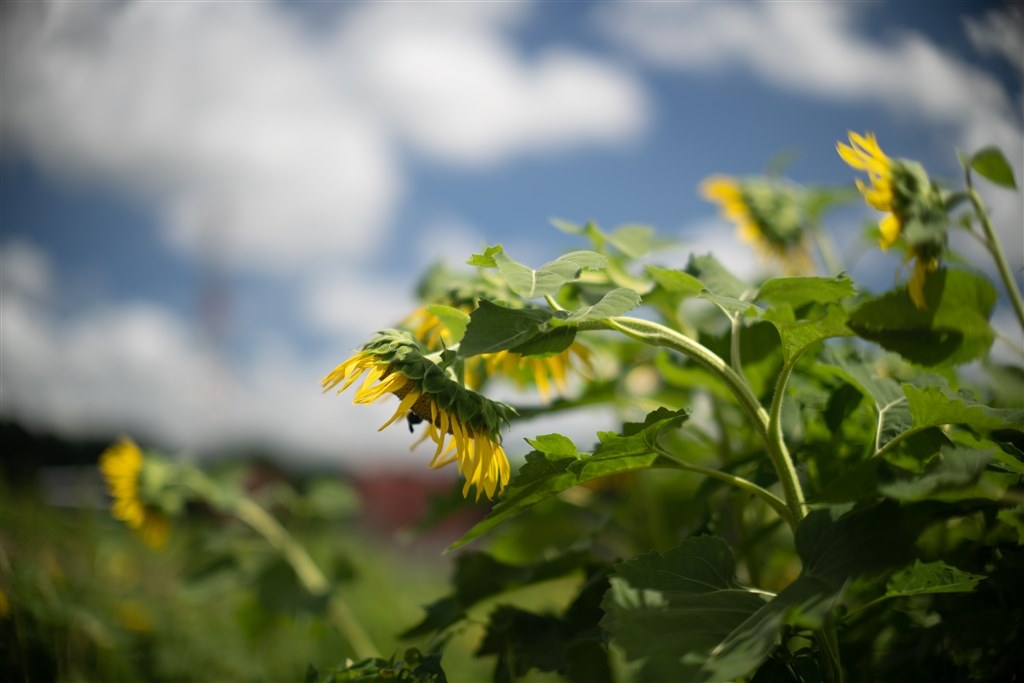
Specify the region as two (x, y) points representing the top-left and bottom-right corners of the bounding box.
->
(836, 131), (902, 249)
(403, 305), (593, 402)
(323, 331), (514, 499)
(477, 344), (593, 402)
(701, 175), (812, 274)
(98, 438), (170, 548)
(838, 131), (947, 309)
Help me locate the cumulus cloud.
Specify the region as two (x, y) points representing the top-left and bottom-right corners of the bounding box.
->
(964, 6), (1024, 73)
(595, 1), (1023, 282)
(0, 241), (430, 464)
(1, 0), (647, 273)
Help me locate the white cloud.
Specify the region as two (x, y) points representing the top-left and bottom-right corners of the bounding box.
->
(1, 0), (648, 273)
(964, 6), (1024, 73)
(0, 242), (437, 466)
(595, 0), (1023, 286)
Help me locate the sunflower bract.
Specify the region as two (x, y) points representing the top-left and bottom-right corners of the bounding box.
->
(322, 330), (514, 500)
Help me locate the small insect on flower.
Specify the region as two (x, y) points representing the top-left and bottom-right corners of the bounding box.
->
(98, 437), (170, 548)
(323, 331), (515, 500)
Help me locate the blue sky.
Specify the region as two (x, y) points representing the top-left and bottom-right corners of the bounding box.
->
(1, 1), (1021, 467)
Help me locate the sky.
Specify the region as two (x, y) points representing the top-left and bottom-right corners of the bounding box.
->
(1, 0), (1022, 470)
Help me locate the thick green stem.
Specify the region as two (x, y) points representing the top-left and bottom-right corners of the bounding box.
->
(600, 316), (807, 528)
(767, 353), (809, 522)
(968, 188), (1024, 331)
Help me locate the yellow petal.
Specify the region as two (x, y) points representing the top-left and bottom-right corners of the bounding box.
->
(878, 214), (902, 249)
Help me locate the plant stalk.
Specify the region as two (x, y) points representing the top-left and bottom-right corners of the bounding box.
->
(968, 188), (1024, 331)
(599, 316), (807, 528)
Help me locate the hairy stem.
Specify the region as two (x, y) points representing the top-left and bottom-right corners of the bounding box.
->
(968, 188), (1024, 331)
(598, 316), (807, 528)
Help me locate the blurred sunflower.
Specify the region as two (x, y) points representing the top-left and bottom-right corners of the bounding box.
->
(98, 438), (170, 548)
(838, 131), (945, 308)
(323, 331), (514, 499)
(403, 304), (593, 402)
(701, 175), (812, 274)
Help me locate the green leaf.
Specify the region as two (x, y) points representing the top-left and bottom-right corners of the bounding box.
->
(879, 445), (992, 500)
(645, 265), (704, 298)
(848, 269), (997, 366)
(508, 325), (577, 356)
(565, 287), (641, 321)
(884, 560), (985, 598)
(755, 274), (856, 307)
(459, 300), (553, 357)
(698, 502), (916, 681)
(607, 224), (655, 258)
(424, 305), (471, 345)
(467, 244), (504, 268)
(762, 303), (852, 363)
(600, 537), (768, 682)
(820, 348), (910, 449)
(685, 253), (748, 299)
(602, 502), (917, 682)
(402, 551), (589, 637)
(697, 290), (762, 317)
(903, 384), (1024, 433)
(588, 407), (690, 462)
(970, 146), (1018, 189)
(490, 249), (606, 299)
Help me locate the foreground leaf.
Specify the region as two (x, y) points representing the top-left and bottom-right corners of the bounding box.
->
(603, 502), (916, 682)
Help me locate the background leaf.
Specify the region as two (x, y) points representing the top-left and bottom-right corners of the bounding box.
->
(565, 287), (641, 322)
(848, 269), (996, 366)
(884, 560), (985, 598)
(970, 146), (1018, 189)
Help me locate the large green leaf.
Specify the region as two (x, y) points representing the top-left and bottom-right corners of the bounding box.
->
(645, 265), (704, 298)
(401, 550), (590, 638)
(496, 250), (606, 299)
(762, 304), (852, 363)
(820, 348), (911, 450)
(459, 300), (554, 357)
(564, 287), (641, 322)
(878, 445), (992, 500)
(755, 274), (856, 307)
(603, 502), (916, 682)
(685, 253), (748, 299)
(601, 537), (768, 682)
(848, 269), (997, 366)
(904, 384), (1024, 433)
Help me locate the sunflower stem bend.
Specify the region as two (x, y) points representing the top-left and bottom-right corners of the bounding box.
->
(594, 316), (807, 529)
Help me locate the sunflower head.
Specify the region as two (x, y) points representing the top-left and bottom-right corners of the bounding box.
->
(838, 131), (949, 308)
(701, 174), (812, 274)
(323, 330), (515, 499)
(98, 437), (170, 548)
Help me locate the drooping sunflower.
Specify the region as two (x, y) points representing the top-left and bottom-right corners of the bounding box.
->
(322, 331), (514, 499)
(838, 131), (946, 309)
(836, 131), (902, 249)
(98, 438), (170, 548)
(701, 175), (812, 274)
